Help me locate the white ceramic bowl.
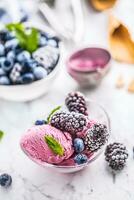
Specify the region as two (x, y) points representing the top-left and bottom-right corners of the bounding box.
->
(0, 23), (61, 102)
(21, 100), (111, 173)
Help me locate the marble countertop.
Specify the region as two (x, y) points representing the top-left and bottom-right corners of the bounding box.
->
(0, 0), (134, 199)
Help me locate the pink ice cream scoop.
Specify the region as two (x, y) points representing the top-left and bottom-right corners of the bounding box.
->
(20, 125), (74, 164)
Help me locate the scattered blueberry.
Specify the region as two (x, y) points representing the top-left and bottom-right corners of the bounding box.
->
(0, 173), (12, 187)
(0, 76), (10, 85)
(0, 44), (5, 56)
(33, 66), (47, 80)
(5, 38), (19, 52)
(16, 51), (31, 63)
(74, 138), (85, 153)
(39, 36), (47, 47)
(21, 73), (34, 84)
(74, 154), (88, 165)
(2, 59), (13, 72)
(35, 120), (47, 125)
(47, 39), (57, 47)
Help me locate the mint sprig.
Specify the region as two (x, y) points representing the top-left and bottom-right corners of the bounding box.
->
(47, 106), (61, 123)
(0, 130), (4, 141)
(6, 23), (39, 53)
(44, 135), (64, 156)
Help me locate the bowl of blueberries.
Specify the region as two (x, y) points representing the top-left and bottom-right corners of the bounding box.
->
(0, 22), (60, 101)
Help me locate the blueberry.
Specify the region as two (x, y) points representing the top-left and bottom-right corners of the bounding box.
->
(0, 57), (5, 68)
(0, 68), (6, 76)
(21, 73), (34, 84)
(20, 9), (28, 22)
(0, 44), (5, 56)
(74, 154), (88, 165)
(22, 59), (38, 72)
(47, 39), (58, 47)
(5, 38), (19, 52)
(17, 51), (31, 63)
(0, 76), (10, 85)
(7, 51), (16, 61)
(5, 31), (15, 41)
(39, 36), (47, 47)
(0, 174), (12, 187)
(2, 59), (13, 72)
(74, 138), (85, 153)
(33, 66), (47, 80)
(0, 30), (8, 42)
(40, 32), (50, 39)
(15, 46), (23, 55)
(35, 120), (47, 125)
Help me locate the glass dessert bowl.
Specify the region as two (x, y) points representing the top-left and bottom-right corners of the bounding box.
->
(20, 93), (110, 173)
(66, 47), (111, 87)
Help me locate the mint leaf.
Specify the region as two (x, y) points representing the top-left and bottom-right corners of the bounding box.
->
(0, 130), (4, 141)
(6, 23), (24, 32)
(26, 28), (39, 53)
(6, 23), (39, 53)
(44, 135), (64, 156)
(47, 106), (61, 123)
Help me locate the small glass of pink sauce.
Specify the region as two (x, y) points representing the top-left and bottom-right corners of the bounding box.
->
(66, 47), (111, 87)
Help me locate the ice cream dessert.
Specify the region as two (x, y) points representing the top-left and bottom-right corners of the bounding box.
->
(20, 125), (73, 164)
(20, 92), (109, 166)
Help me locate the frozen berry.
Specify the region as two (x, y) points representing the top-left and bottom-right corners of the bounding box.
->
(65, 92), (88, 115)
(105, 142), (128, 171)
(50, 111), (87, 135)
(0, 174), (12, 187)
(74, 138), (85, 153)
(74, 154), (88, 165)
(84, 123), (109, 153)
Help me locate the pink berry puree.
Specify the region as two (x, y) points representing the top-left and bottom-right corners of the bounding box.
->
(67, 48), (111, 72)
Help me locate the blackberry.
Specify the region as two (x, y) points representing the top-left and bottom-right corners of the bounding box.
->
(50, 111), (87, 135)
(84, 123), (109, 152)
(65, 92), (88, 116)
(105, 143), (128, 171)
